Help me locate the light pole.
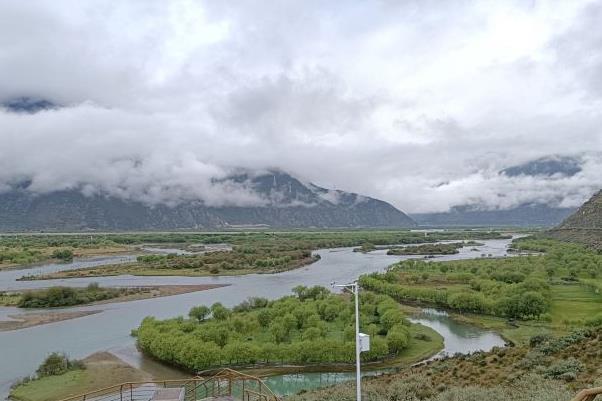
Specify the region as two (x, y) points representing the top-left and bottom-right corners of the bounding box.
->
(332, 281), (368, 401)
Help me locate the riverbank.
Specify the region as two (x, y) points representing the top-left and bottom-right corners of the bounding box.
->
(9, 352), (152, 401)
(0, 247), (133, 272)
(0, 285), (228, 331)
(1, 284), (230, 308)
(0, 310), (102, 332)
(0, 237), (516, 399)
(19, 255), (321, 280)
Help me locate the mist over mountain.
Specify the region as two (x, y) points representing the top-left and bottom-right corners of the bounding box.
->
(411, 155), (596, 227)
(500, 155), (583, 178)
(0, 170), (415, 231)
(1, 97), (58, 114)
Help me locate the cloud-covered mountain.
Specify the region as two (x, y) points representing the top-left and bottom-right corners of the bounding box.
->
(1, 2), (601, 217)
(410, 155), (596, 227)
(500, 155), (583, 178)
(0, 170), (415, 231)
(2, 97), (58, 113)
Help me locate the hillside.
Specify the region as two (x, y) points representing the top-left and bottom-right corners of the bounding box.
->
(547, 190), (602, 250)
(291, 328), (602, 401)
(0, 171), (416, 231)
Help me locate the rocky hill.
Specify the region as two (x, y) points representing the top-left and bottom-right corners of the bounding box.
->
(0, 171), (416, 231)
(547, 190), (602, 250)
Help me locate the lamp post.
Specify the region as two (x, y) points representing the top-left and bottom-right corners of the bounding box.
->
(332, 281), (368, 401)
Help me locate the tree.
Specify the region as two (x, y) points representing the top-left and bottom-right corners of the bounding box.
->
(270, 322), (288, 344)
(211, 303), (231, 321)
(386, 325), (409, 354)
(189, 305), (210, 322)
(257, 309), (272, 327)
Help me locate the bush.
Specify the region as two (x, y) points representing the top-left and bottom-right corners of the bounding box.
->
(544, 358), (583, 379)
(36, 353), (84, 377)
(51, 249), (74, 261)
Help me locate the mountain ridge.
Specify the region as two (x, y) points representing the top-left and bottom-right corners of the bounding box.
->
(546, 190), (602, 250)
(0, 171), (416, 231)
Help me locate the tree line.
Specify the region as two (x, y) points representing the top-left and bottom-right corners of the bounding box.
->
(135, 286), (414, 371)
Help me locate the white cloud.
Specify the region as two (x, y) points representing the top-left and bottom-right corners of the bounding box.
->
(0, 0), (601, 212)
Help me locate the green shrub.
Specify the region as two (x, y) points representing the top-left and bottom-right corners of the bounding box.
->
(36, 353), (84, 377)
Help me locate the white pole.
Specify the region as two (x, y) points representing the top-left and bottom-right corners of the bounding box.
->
(354, 282), (361, 401)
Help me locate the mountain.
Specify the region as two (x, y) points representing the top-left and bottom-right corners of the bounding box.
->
(411, 204), (575, 227)
(547, 190), (602, 250)
(0, 171), (416, 231)
(411, 155), (589, 227)
(1, 97), (58, 113)
(500, 155), (583, 177)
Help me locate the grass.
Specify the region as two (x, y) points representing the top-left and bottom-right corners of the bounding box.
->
(549, 283), (602, 325)
(444, 282), (602, 345)
(9, 353), (150, 401)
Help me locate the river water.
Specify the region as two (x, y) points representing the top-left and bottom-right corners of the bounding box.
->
(0, 239), (510, 398)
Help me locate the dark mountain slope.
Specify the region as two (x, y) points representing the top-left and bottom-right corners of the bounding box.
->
(547, 190), (602, 250)
(0, 171), (416, 231)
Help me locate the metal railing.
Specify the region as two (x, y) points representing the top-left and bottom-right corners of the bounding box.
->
(186, 369), (279, 401)
(56, 378), (202, 401)
(56, 369), (280, 401)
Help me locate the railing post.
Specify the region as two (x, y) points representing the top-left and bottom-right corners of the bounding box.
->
(130, 383), (133, 401)
(120, 384), (123, 401)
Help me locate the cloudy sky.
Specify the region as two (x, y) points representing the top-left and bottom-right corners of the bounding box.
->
(1, 0), (601, 213)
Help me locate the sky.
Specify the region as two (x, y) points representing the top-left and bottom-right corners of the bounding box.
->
(0, 0), (601, 213)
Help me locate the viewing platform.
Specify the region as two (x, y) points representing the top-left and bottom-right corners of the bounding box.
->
(56, 369), (280, 401)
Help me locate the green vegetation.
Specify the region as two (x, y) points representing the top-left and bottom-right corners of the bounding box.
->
(35, 353), (85, 378)
(353, 242), (377, 253)
(362, 237), (602, 344)
(0, 291), (21, 306)
(0, 235), (128, 269)
(9, 352), (150, 401)
(19, 230), (509, 279)
(14, 283), (145, 308)
(291, 328), (602, 401)
(136, 286), (441, 371)
(386, 242), (465, 255)
(11, 353), (86, 399)
(50, 249), (73, 262)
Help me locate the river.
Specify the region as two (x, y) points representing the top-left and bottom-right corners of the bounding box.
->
(0, 239), (511, 398)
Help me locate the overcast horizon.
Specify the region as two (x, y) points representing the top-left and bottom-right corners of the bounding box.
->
(1, 0), (601, 213)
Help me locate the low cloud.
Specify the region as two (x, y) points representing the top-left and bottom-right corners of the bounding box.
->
(0, 1), (601, 212)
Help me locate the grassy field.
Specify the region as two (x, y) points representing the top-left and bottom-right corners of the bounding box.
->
(549, 283), (602, 325)
(9, 353), (151, 401)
